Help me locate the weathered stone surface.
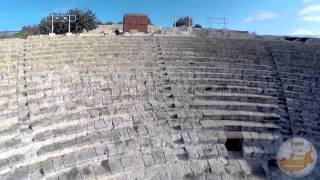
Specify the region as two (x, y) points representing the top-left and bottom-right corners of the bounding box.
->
(41, 158), (54, 174)
(208, 157), (228, 174)
(121, 154), (144, 170)
(80, 166), (95, 179)
(63, 153), (75, 167)
(74, 150), (87, 163)
(0, 36), (319, 179)
(107, 158), (123, 174)
(142, 154), (155, 167)
(52, 156), (64, 171)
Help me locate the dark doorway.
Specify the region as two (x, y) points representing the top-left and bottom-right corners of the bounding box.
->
(224, 131), (244, 152)
(225, 138), (243, 151)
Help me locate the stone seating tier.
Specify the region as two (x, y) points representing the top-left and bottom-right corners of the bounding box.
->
(0, 36), (319, 179)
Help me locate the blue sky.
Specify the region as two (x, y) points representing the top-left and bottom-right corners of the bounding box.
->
(0, 0), (319, 35)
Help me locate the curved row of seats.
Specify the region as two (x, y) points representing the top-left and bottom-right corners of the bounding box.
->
(0, 36), (319, 179)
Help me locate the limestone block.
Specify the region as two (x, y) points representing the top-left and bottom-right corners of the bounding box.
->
(142, 154), (154, 167)
(62, 153), (75, 167)
(126, 139), (140, 151)
(0, 158), (8, 169)
(85, 147), (97, 159)
(116, 141), (129, 154)
(121, 154), (144, 171)
(208, 157), (228, 174)
(188, 132), (200, 144)
(41, 158), (54, 175)
(150, 136), (162, 147)
(52, 156), (64, 171)
(80, 166), (95, 179)
(33, 130), (54, 142)
(181, 132), (191, 144)
(216, 144), (228, 157)
(46, 175), (59, 180)
(74, 150), (87, 163)
(198, 144), (218, 159)
(66, 167), (82, 180)
(252, 146), (265, 158)
(185, 146), (198, 159)
(30, 171), (44, 180)
(12, 166), (29, 180)
(107, 143), (118, 156)
(225, 159), (241, 174)
(107, 158), (123, 174)
(216, 131), (227, 143)
(94, 119), (105, 130)
(151, 150), (166, 164)
(95, 144), (108, 156)
(8, 154), (25, 165)
(197, 131), (218, 144)
(242, 146), (254, 158)
(135, 125), (148, 135)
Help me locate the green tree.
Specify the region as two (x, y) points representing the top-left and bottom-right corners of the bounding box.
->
(38, 8), (98, 34)
(97, 21), (104, 25)
(105, 21), (114, 25)
(67, 8), (98, 33)
(174, 16), (193, 27)
(16, 8), (98, 38)
(193, 24), (202, 28)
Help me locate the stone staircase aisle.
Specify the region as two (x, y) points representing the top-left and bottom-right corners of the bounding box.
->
(154, 36), (285, 179)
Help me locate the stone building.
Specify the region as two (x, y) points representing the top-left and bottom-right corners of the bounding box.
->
(123, 13), (149, 33)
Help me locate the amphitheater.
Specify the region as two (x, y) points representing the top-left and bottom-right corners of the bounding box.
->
(0, 34), (319, 180)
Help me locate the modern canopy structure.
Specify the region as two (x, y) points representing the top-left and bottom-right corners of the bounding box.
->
(46, 14), (77, 35)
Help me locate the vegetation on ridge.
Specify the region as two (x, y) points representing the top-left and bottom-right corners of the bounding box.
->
(174, 16), (193, 27)
(16, 8), (98, 38)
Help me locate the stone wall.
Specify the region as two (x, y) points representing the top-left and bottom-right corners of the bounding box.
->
(0, 36), (319, 179)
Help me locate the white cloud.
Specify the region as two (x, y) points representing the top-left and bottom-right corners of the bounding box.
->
(256, 11), (278, 20)
(298, 3), (320, 22)
(302, 0), (320, 4)
(244, 11), (278, 23)
(299, 4), (320, 15)
(303, 0), (315, 4)
(300, 15), (320, 21)
(244, 16), (253, 22)
(291, 29), (315, 35)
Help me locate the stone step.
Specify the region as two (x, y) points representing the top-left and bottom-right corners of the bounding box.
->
(171, 78), (280, 90)
(162, 55), (270, 62)
(200, 120), (280, 131)
(167, 72), (279, 85)
(21, 154), (266, 180)
(185, 144), (228, 160)
(193, 92), (279, 104)
(165, 63), (274, 72)
(202, 110), (280, 123)
(28, 102), (163, 129)
(191, 100), (279, 113)
(242, 143), (277, 159)
(182, 85), (278, 97)
(0, 136), (22, 153)
(163, 59), (273, 68)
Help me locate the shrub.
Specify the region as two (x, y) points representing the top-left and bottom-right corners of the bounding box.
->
(193, 24), (202, 28)
(174, 16), (193, 27)
(105, 21), (114, 25)
(16, 25), (40, 39)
